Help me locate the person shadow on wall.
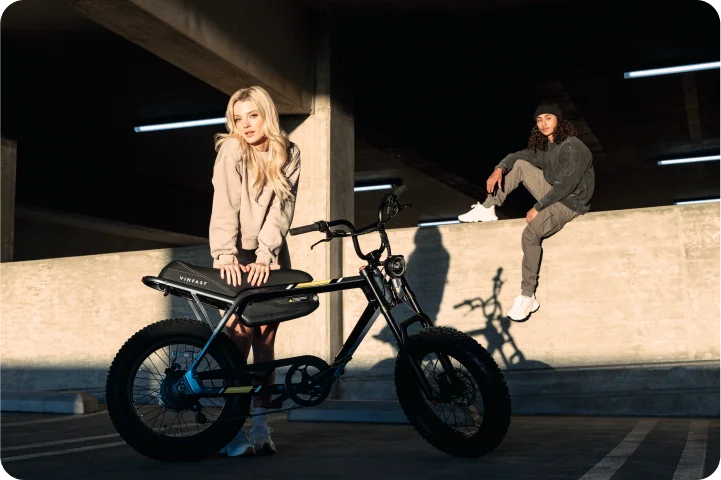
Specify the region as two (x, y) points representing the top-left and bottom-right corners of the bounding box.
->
(369, 226), (449, 375)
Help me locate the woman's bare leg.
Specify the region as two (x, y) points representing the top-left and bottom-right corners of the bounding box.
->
(223, 311), (253, 359)
(250, 323), (279, 407)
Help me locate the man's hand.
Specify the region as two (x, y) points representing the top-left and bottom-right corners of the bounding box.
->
(526, 207), (539, 224)
(246, 262), (270, 287)
(486, 168), (503, 194)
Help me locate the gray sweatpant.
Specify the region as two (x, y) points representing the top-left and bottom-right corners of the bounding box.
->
(483, 160), (578, 297)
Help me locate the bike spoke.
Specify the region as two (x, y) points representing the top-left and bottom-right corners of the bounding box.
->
(129, 341), (229, 439)
(418, 351), (484, 437)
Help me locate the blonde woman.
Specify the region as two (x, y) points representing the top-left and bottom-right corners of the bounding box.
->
(209, 86), (301, 457)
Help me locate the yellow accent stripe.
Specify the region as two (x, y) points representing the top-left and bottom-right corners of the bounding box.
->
(223, 386), (254, 394)
(294, 279), (331, 288)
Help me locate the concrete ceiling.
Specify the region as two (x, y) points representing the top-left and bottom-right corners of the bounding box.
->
(1, 0), (718, 238)
(337, 0), (719, 218)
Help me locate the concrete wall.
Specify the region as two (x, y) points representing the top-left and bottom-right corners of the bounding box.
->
(1, 203), (718, 416)
(339, 203), (720, 416)
(0, 245), (324, 400)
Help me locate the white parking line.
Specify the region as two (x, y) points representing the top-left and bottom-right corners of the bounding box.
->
(579, 419), (658, 480)
(2, 411), (108, 427)
(1, 433), (120, 452)
(1, 441), (127, 462)
(673, 419), (709, 480)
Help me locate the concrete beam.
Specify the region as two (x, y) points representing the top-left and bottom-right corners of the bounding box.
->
(15, 206), (209, 247)
(681, 72), (703, 149)
(1, 138), (17, 263)
(64, 0), (314, 114)
(356, 127), (499, 217)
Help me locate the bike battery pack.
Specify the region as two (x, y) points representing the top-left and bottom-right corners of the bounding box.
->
(241, 294), (319, 326)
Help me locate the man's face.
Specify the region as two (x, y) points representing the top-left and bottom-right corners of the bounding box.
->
(536, 114), (558, 137)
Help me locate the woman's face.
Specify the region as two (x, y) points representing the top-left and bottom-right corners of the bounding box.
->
(233, 100), (267, 146)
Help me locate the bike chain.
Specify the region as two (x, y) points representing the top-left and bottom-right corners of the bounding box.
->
(200, 402), (304, 424)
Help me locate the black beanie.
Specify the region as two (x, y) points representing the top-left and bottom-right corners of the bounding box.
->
(534, 103), (563, 120)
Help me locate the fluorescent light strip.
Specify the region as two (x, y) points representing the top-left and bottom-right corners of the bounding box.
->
(354, 184), (394, 192)
(657, 155), (720, 166)
(418, 220), (460, 227)
(624, 61), (720, 79)
(134, 117), (226, 132)
(674, 198), (720, 205)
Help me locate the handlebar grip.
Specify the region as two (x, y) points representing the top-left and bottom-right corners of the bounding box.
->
(289, 222), (322, 236)
(393, 185), (407, 197)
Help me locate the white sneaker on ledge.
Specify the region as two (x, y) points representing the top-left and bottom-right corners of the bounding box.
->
(458, 203), (498, 223)
(507, 294), (540, 321)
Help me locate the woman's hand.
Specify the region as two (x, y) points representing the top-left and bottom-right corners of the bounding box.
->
(219, 261), (244, 287)
(246, 262), (270, 287)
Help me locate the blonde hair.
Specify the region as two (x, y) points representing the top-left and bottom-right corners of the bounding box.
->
(214, 86), (295, 203)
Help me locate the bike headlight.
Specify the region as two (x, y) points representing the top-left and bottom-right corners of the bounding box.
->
(384, 255), (406, 278)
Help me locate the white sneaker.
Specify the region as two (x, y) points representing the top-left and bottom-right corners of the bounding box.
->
(221, 426), (255, 457)
(251, 424), (276, 455)
(458, 203), (498, 223)
(507, 294), (540, 321)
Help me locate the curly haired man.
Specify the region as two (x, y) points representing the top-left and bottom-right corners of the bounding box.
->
(458, 103), (595, 321)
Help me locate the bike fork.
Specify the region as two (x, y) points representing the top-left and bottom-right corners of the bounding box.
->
(361, 268), (440, 402)
(396, 276), (462, 392)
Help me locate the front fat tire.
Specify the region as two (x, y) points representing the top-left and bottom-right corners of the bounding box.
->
(106, 318), (251, 462)
(395, 326), (511, 457)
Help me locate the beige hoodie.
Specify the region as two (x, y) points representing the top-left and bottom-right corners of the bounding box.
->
(209, 137), (301, 267)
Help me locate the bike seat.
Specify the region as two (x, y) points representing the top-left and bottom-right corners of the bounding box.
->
(158, 260), (313, 297)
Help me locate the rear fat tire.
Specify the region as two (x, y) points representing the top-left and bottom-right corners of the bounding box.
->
(394, 326), (511, 457)
(106, 318), (251, 462)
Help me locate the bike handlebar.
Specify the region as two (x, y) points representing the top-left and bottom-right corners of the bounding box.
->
(289, 222), (323, 236)
(287, 185), (408, 264)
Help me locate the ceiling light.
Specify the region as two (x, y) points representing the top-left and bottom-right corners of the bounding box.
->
(674, 198), (720, 205)
(418, 220), (460, 227)
(134, 117), (226, 132)
(354, 184), (394, 192)
(624, 61), (720, 79)
(657, 155), (720, 166)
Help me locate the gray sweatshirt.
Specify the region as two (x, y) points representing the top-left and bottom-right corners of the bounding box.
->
(496, 136), (595, 214)
(209, 137), (301, 267)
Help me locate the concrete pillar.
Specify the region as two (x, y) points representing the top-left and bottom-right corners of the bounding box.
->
(1, 138), (17, 263)
(280, 19), (354, 364)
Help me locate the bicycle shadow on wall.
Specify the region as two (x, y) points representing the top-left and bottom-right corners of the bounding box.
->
(368, 227), (551, 380)
(455, 267), (552, 371)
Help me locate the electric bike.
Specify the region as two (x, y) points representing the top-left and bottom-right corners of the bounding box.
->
(105, 186), (511, 461)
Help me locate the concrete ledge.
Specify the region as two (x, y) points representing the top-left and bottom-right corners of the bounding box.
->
(337, 361), (720, 418)
(1, 390), (99, 414)
(288, 400), (409, 424)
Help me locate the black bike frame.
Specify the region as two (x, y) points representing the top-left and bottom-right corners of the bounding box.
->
(141, 263), (438, 401)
